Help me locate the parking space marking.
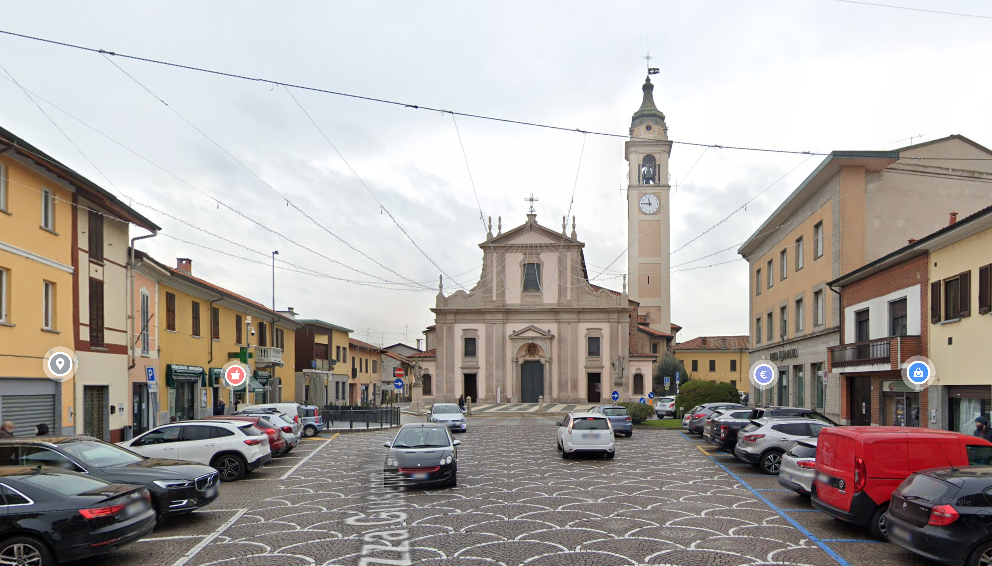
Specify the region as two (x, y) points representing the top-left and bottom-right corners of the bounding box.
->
(782, 509), (823, 512)
(138, 535), (207, 542)
(755, 489), (793, 492)
(679, 431), (851, 566)
(821, 539), (885, 544)
(170, 508), (247, 566)
(279, 434), (335, 480)
(696, 446), (712, 455)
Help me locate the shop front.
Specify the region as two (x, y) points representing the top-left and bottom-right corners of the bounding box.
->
(253, 371), (272, 405)
(165, 364), (206, 422)
(880, 379), (921, 427)
(947, 385), (991, 435)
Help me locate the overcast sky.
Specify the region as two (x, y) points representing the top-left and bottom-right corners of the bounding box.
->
(2, 1), (990, 346)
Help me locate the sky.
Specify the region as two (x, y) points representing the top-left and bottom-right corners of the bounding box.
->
(1, 1), (990, 346)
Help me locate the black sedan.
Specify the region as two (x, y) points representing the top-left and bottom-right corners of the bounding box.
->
(0, 466), (155, 566)
(0, 436), (219, 521)
(383, 424), (460, 488)
(885, 464), (992, 565)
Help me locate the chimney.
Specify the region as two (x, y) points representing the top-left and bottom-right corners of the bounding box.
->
(278, 307), (298, 320)
(701, 337), (708, 347)
(908, 238), (917, 245)
(176, 258), (192, 274)
(949, 211), (958, 225)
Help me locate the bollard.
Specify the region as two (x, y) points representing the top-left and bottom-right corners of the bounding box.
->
(466, 397), (472, 416)
(349, 410), (354, 429)
(538, 395), (545, 415)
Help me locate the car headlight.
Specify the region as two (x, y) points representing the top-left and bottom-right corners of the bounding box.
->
(386, 458), (399, 467)
(153, 479), (192, 489)
(442, 456), (453, 465)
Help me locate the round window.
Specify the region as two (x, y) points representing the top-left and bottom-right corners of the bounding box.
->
(645, 124), (653, 131)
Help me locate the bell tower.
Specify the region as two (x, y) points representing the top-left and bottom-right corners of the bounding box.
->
(625, 76), (672, 333)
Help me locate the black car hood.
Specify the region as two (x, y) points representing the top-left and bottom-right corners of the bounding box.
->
(387, 448), (450, 468)
(100, 458), (215, 480)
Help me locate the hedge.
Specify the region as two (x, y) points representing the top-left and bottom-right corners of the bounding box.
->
(620, 402), (655, 424)
(673, 380), (741, 416)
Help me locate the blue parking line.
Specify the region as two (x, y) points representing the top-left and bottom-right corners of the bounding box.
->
(735, 473), (768, 476)
(781, 509), (822, 512)
(820, 539), (884, 544)
(756, 489), (793, 492)
(679, 431), (851, 566)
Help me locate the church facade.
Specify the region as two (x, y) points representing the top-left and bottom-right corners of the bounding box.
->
(412, 76), (678, 405)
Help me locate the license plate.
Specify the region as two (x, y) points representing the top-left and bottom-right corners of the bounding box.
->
(816, 472), (831, 484)
(124, 501), (147, 517)
(582, 433), (598, 438)
(411, 473), (429, 480)
(889, 524), (910, 542)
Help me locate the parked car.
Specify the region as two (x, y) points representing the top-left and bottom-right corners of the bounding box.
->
(812, 427), (992, 540)
(654, 396), (676, 419)
(748, 406), (838, 425)
(203, 416), (288, 456)
(886, 464), (992, 566)
(232, 411), (300, 451)
(556, 412), (615, 459)
(704, 409), (754, 450)
(241, 403), (324, 437)
(119, 421), (271, 482)
(382, 423), (460, 487)
(686, 403), (747, 434)
(681, 407), (699, 430)
(0, 466), (156, 566)
(778, 438), (818, 495)
(734, 417), (832, 474)
(590, 405), (633, 438)
(0, 436), (218, 520)
(428, 403), (467, 433)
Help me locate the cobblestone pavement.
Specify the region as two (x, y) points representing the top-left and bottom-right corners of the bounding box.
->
(76, 421), (925, 566)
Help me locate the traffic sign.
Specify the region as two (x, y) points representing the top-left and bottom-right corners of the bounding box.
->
(664, 376), (670, 386)
(145, 367), (158, 393)
(394, 367), (405, 379)
(223, 362), (249, 388)
(611, 391), (619, 402)
(648, 392), (655, 399)
(638, 397), (646, 404)
(394, 378), (404, 390)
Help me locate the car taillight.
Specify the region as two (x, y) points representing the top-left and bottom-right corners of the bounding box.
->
(693, 413), (706, 419)
(294, 415), (300, 423)
(929, 504), (960, 526)
(742, 434), (765, 442)
(244, 438), (263, 446)
(625, 416), (631, 422)
(282, 426), (293, 433)
(143, 490), (152, 502)
(797, 460), (816, 469)
(853, 457), (866, 492)
(567, 421), (574, 433)
(606, 419), (614, 432)
(80, 502), (126, 519)
(720, 425), (728, 439)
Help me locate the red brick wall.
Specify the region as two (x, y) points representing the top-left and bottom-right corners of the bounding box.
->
(840, 253), (929, 353)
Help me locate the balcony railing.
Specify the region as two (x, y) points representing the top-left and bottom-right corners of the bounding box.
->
(828, 335), (922, 370)
(256, 346), (284, 367)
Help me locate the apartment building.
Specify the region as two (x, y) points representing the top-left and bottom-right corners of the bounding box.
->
(349, 338), (383, 405)
(673, 336), (749, 392)
(293, 319), (353, 407)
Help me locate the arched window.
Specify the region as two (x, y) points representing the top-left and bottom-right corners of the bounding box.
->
(633, 372), (644, 395)
(423, 374), (433, 396)
(640, 155), (656, 185)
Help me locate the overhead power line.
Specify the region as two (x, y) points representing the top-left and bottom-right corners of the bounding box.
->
(822, 0), (992, 21)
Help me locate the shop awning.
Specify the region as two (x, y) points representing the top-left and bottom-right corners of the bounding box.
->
(247, 377), (265, 393)
(166, 365), (206, 388)
(209, 368), (223, 388)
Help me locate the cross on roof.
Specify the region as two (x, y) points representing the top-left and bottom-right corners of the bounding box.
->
(524, 193), (539, 214)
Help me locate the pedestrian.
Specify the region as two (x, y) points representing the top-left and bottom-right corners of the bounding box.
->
(975, 416), (992, 442)
(458, 395), (465, 411)
(0, 421), (14, 439)
(35, 423), (49, 436)
(214, 397), (226, 416)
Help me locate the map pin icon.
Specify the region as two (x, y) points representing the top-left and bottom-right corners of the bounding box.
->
(55, 357), (65, 371)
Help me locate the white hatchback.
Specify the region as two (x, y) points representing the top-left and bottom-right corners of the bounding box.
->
(556, 412), (616, 459)
(234, 411), (301, 451)
(119, 420), (271, 482)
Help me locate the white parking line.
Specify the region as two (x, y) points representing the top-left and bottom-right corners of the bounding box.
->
(138, 535), (206, 542)
(170, 508), (247, 566)
(280, 434), (335, 480)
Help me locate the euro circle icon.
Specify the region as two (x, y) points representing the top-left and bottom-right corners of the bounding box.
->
(754, 364), (774, 386)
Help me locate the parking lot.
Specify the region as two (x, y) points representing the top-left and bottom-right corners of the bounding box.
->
(79, 419), (935, 566)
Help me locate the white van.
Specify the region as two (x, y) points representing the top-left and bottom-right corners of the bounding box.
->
(241, 403), (323, 437)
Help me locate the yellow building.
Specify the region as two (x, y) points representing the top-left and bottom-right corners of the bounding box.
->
(133, 252), (300, 422)
(292, 319), (353, 407)
(348, 338), (383, 405)
(674, 336), (750, 392)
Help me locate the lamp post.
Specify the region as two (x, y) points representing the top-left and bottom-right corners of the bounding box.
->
(271, 251), (279, 311)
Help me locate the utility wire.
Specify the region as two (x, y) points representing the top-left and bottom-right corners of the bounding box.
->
(822, 0), (992, 20)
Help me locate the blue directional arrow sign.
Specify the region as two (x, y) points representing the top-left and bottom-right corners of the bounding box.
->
(393, 378), (404, 390)
(639, 397), (646, 404)
(611, 391), (620, 402)
(648, 392), (655, 399)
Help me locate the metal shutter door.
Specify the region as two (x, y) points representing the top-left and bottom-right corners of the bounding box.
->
(0, 395), (56, 437)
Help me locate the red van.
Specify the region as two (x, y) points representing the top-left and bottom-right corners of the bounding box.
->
(812, 427), (992, 540)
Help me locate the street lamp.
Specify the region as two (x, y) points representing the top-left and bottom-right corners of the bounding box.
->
(271, 251), (279, 311)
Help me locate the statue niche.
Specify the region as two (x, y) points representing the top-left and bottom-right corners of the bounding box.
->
(640, 154), (656, 185)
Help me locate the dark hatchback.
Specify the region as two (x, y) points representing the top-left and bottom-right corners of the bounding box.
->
(383, 424), (460, 488)
(704, 409), (754, 450)
(886, 465), (992, 566)
(0, 466), (155, 566)
(0, 436), (219, 520)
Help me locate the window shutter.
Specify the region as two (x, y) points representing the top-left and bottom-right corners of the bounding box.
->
(930, 281), (941, 323)
(979, 264), (991, 315)
(959, 270), (971, 318)
(88, 210), (104, 262)
(89, 279), (105, 347)
(166, 293), (176, 331)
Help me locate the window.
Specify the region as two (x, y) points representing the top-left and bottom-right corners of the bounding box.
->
(651, 342), (659, 354)
(795, 236), (804, 271)
(258, 322), (267, 347)
(89, 279), (105, 347)
(191, 301), (201, 337)
(766, 312), (773, 342)
(980, 264), (992, 315)
(780, 249), (788, 280)
(939, 272), (970, 321)
(88, 210), (104, 262)
(708, 360), (716, 372)
(334, 381), (340, 400)
(236, 314), (243, 344)
(275, 328), (285, 350)
(813, 290), (825, 327)
(166, 292), (176, 331)
(335, 345), (341, 361)
(134, 426), (182, 446)
(767, 260), (773, 288)
(0, 163), (7, 211)
(755, 317), (762, 345)
(211, 307), (220, 340)
(795, 298), (805, 333)
(730, 359), (737, 372)
(16, 447), (77, 471)
(183, 426), (216, 442)
(343, 348), (347, 363)
(523, 263), (541, 291)
(139, 292), (150, 355)
(464, 337), (477, 357)
(423, 374), (433, 396)
(771, 423), (809, 437)
(0, 484), (31, 506)
(633, 373), (644, 394)
(968, 445), (992, 466)
(814, 222), (824, 259)
(812, 362), (824, 409)
(691, 360), (698, 372)
(756, 269), (762, 295)
(889, 298), (908, 337)
(41, 188), (55, 231)
(0, 267), (8, 324)
(372, 360), (378, 374)
(780, 306), (788, 339)
(42, 281), (55, 331)
(794, 365), (805, 407)
(588, 336), (601, 357)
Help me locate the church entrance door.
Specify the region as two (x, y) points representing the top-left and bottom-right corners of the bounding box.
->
(463, 374), (478, 403)
(520, 361), (544, 403)
(587, 373), (601, 403)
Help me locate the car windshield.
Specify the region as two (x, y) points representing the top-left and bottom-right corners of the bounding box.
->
(741, 423), (760, 433)
(60, 441), (144, 467)
(20, 472), (114, 496)
(572, 417), (609, 430)
(239, 425), (264, 436)
(898, 473), (959, 503)
(432, 405), (461, 414)
(660, 397), (675, 403)
(788, 443), (817, 459)
(602, 408), (628, 417)
(392, 427), (450, 448)
(301, 407), (318, 417)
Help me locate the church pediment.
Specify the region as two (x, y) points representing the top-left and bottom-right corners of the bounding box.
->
(483, 215), (582, 248)
(508, 325), (555, 339)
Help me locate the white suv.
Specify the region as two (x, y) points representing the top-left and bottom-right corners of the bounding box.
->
(119, 421), (272, 482)
(556, 412), (616, 459)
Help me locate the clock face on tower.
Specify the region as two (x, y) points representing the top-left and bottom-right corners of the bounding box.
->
(639, 193), (660, 215)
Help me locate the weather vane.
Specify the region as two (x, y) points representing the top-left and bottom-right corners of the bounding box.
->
(524, 193), (539, 215)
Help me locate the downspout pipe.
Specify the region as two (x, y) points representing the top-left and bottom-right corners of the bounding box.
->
(208, 295), (224, 364)
(128, 232), (158, 371)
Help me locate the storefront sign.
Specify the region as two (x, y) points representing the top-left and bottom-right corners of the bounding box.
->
(165, 364), (206, 388)
(770, 348), (799, 362)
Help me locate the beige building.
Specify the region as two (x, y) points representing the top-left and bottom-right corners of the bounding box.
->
(674, 336), (750, 392)
(739, 136), (992, 420)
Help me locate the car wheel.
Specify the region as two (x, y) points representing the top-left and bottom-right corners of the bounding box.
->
(625, 432), (632, 438)
(760, 451), (784, 475)
(868, 504), (890, 541)
(447, 472), (457, 488)
(606, 451), (616, 459)
(285, 446), (294, 454)
(966, 541), (992, 566)
(213, 454), (247, 482)
(562, 449), (570, 459)
(556, 440), (562, 452)
(0, 536), (55, 566)
(303, 425), (319, 438)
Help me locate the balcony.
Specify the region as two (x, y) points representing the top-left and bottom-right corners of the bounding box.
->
(828, 335), (922, 372)
(255, 346), (284, 368)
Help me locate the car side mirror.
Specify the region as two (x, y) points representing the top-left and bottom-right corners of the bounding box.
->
(383, 443), (391, 448)
(555, 422), (563, 427)
(452, 440), (461, 446)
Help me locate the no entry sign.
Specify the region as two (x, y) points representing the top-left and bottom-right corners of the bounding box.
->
(393, 367), (405, 378)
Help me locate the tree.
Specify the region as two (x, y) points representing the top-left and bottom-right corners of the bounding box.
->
(651, 354), (691, 395)
(674, 380), (741, 417)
